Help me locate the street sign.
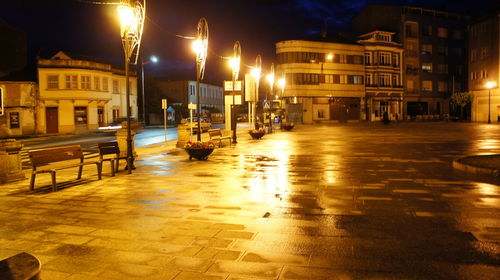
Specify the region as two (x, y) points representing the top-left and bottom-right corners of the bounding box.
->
(263, 100), (270, 110)
(224, 80), (242, 92)
(0, 87), (4, 116)
(162, 99), (167, 109)
(188, 103), (196, 110)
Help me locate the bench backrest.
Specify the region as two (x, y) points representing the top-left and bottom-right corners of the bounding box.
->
(208, 129), (222, 137)
(29, 145), (83, 166)
(98, 141), (120, 156)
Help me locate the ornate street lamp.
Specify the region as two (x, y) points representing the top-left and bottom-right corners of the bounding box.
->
(250, 55), (262, 129)
(192, 18), (209, 142)
(229, 41), (241, 143)
(118, 0), (145, 174)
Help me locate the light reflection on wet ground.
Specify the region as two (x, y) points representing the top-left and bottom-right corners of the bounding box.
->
(1, 122), (499, 279)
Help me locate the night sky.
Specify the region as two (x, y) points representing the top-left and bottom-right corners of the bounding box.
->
(0, 0), (498, 83)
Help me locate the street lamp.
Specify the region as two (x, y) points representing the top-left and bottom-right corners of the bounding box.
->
(192, 18), (209, 142)
(118, 0), (145, 174)
(486, 81), (496, 123)
(140, 55), (158, 125)
(250, 55), (261, 129)
(229, 41), (241, 143)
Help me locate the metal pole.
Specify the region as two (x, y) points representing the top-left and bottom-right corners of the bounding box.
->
(141, 57), (146, 125)
(232, 75), (237, 143)
(164, 101), (167, 142)
(488, 89), (491, 123)
(196, 63), (202, 142)
(125, 38), (133, 174)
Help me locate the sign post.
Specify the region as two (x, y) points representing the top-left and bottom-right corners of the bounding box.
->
(162, 99), (167, 141)
(188, 103), (196, 136)
(0, 87), (4, 116)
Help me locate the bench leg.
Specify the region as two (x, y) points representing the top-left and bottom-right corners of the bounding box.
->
(96, 163), (102, 180)
(110, 160), (115, 177)
(77, 165), (83, 180)
(115, 158), (119, 173)
(29, 173), (36, 191)
(50, 171), (56, 191)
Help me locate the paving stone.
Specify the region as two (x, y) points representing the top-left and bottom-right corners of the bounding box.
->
(208, 260), (283, 279)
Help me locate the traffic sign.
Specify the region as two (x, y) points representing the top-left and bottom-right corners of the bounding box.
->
(162, 99), (167, 109)
(188, 103), (196, 110)
(224, 80), (242, 92)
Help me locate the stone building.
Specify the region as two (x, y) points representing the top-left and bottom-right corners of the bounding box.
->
(358, 31), (404, 121)
(275, 40), (365, 123)
(0, 81), (37, 137)
(37, 51), (137, 134)
(469, 12), (500, 122)
(353, 5), (469, 118)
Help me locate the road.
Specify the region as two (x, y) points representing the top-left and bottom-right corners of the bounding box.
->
(19, 127), (178, 169)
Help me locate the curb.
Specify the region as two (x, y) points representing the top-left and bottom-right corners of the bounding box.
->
(452, 155), (500, 178)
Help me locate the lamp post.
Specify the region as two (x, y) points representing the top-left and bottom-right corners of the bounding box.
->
(486, 81), (496, 123)
(140, 55), (158, 125)
(229, 41), (241, 143)
(250, 55), (262, 129)
(118, 0), (145, 174)
(278, 76), (286, 108)
(266, 63), (275, 132)
(192, 18), (209, 142)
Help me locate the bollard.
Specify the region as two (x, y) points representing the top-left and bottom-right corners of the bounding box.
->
(0, 139), (26, 184)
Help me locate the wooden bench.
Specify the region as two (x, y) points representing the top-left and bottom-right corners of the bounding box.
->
(97, 141), (127, 176)
(28, 145), (102, 191)
(208, 129), (232, 147)
(0, 252), (41, 280)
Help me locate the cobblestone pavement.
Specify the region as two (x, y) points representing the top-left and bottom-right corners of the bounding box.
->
(1, 122), (499, 279)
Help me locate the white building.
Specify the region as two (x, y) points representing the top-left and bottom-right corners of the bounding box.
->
(37, 51), (137, 134)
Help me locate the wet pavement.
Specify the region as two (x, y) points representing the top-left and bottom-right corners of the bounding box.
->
(0, 122), (499, 279)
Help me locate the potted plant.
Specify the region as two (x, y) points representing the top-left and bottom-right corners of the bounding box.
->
(281, 122), (295, 131)
(248, 128), (265, 139)
(184, 140), (215, 160)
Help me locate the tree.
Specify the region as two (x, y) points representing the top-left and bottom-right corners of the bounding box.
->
(451, 91), (473, 120)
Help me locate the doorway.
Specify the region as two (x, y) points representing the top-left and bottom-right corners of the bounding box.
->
(46, 107), (59, 134)
(98, 107), (105, 127)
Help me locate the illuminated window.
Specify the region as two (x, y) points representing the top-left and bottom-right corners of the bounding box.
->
(407, 80), (414, 90)
(74, 107), (87, 124)
(65, 75), (78, 89)
(103, 77), (109, 91)
(422, 80), (432, 91)
(422, 63), (432, 73)
(437, 27), (448, 38)
(94, 76), (100, 90)
(81, 75), (91, 90)
(112, 80), (119, 93)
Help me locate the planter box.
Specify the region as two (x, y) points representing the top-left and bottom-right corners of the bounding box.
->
(249, 131), (265, 139)
(282, 124), (294, 131)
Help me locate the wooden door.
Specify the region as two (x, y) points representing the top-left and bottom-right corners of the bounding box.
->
(46, 107), (58, 134)
(98, 107), (105, 127)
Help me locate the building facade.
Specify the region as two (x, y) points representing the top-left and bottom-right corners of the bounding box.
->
(276, 40), (365, 124)
(353, 5), (469, 118)
(358, 31), (404, 121)
(37, 51), (137, 134)
(469, 13), (500, 122)
(0, 81), (37, 137)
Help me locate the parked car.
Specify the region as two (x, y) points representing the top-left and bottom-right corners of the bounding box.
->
(186, 117), (212, 133)
(98, 117), (143, 133)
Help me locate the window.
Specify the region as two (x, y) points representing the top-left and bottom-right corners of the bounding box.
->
(437, 27), (448, 38)
(422, 63), (432, 73)
(112, 108), (119, 121)
(81, 75), (90, 90)
(325, 74), (334, 84)
(453, 30), (461, 40)
(340, 75), (348, 84)
(437, 46), (448, 56)
(112, 80), (119, 93)
(94, 77), (100, 90)
(353, 76), (363, 84)
(421, 44), (432, 55)
(380, 74), (391, 86)
(365, 74), (373, 85)
(380, 52), (391, 65)
(481, 70), (488, 79)
(405, 23), (417, 38)
(392, 75), (400, 87)
(103, 77), (109, 91)
(74, 107), (87, 124)
(438, 81), (448, 92)
(392, 54), (399, 66)
(65, 75), (78, 89)
(422, 80), (432, 91)
(364, 52), (372, 65)
(47, 75), (59, 89)
(480, 47), (489, 60)
(438, 64), (448, 74)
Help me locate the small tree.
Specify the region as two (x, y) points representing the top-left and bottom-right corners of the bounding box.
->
(451, 91), (473, 120)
